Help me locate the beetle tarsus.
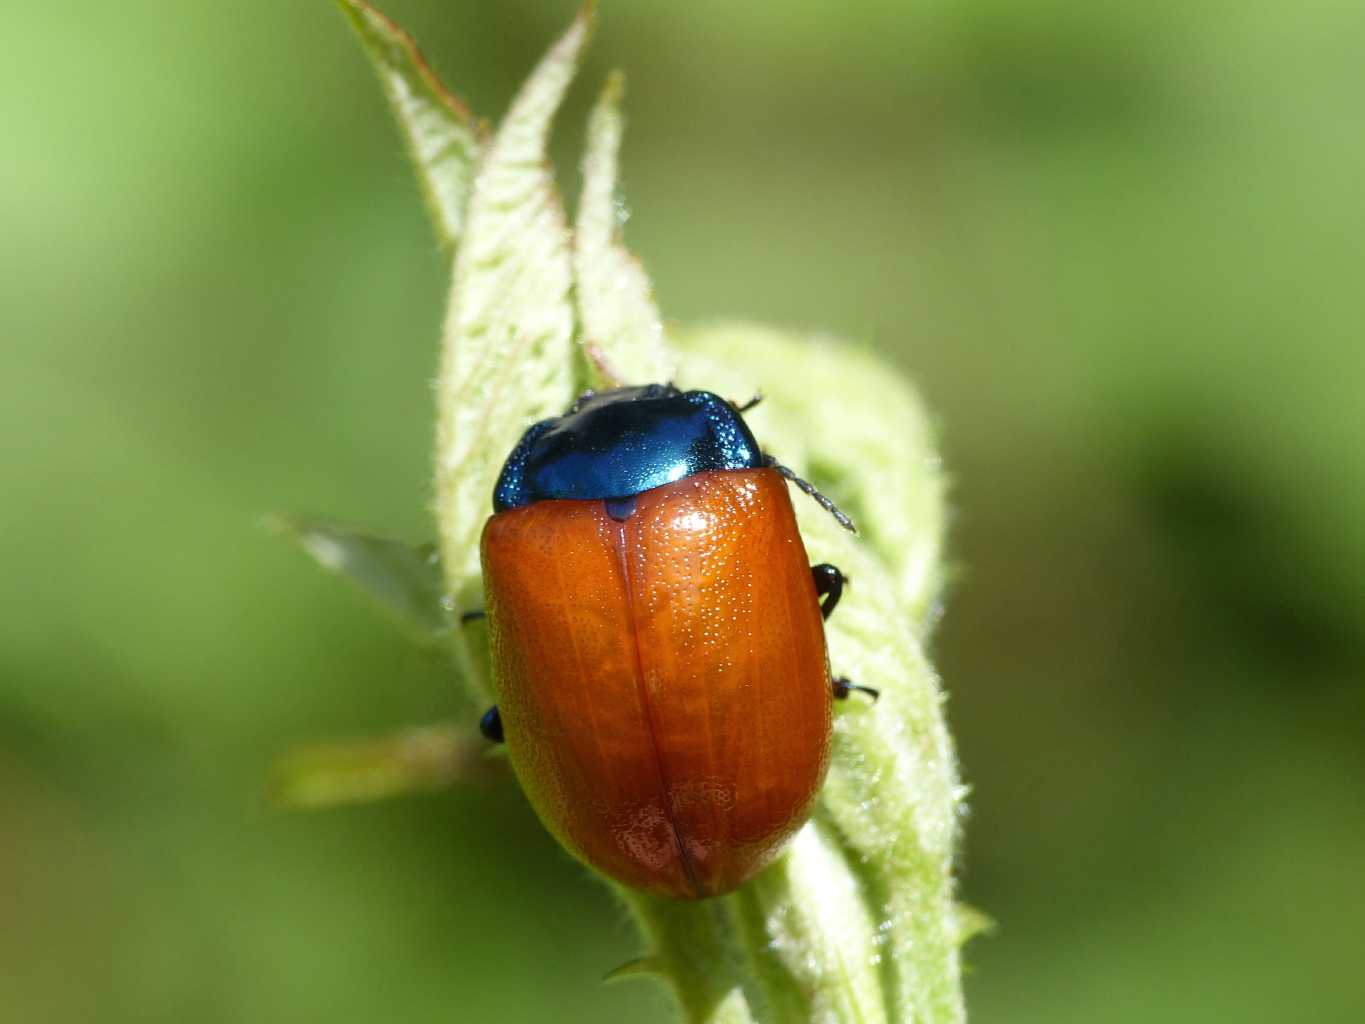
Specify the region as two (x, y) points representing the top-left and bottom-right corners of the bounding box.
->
(733, 392), (763, 413)
(811, 563), (846, 620)
(832, 676), (879, 702)
(460, 609), (486, 625)
(479, 706), (504, 743)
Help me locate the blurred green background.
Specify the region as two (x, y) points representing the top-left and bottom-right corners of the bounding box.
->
(4, 1), (1363, 1020)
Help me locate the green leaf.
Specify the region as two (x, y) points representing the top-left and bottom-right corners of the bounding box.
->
(336, 0), (485, 252)
(268, 515), (450, 644)
(954, 904), (997, 948)
(433, 5), (593, 620)
(266, 722), (498, 810)
(574, 71), (673, 386)
(334, 6), (969, 1023)
(601, 957), (665, 985)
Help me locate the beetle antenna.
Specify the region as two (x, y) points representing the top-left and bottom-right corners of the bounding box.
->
(764, 455), (857, 534)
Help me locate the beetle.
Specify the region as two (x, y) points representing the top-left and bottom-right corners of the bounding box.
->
(476, 383), (874, 899)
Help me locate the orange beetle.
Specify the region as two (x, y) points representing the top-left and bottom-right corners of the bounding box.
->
(477, 385), (873, 899)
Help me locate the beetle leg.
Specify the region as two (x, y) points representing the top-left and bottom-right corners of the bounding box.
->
(732, 392), (763, 413)
(479, 706), (505, 743)
(811, 563), (846, 620)
(460, 610), (486, 625)
(832, 676), (879, 702)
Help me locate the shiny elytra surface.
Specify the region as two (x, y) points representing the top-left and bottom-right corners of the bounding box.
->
(480, 468), (832, 899)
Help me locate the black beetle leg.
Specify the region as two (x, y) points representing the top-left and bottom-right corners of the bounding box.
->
(479, 706), (504, 743)
(733, 392), (763, 413)
(811, 563), (846, 621)
(832, 676), (880, 702)
(460, 610), (486, 625)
